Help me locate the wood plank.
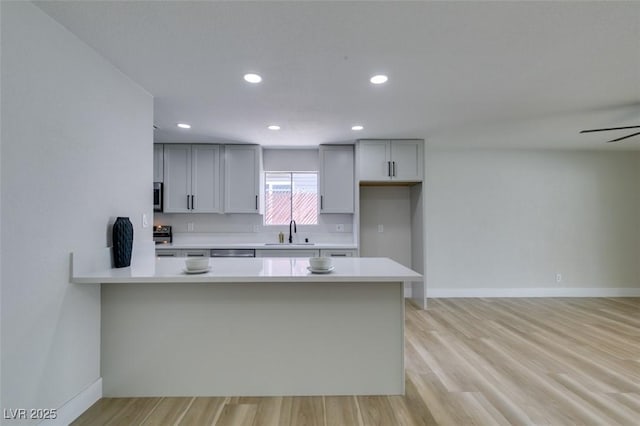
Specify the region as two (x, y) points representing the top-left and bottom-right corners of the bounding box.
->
(250, 397), (283, 426)
(140, 397), (193, 425)
(105, 398), (162, 425)
(215, 403), (257, 426)
(356, 396), (398, 426)
(177, 397), (226, 426)
(279, 397), (324, 426)
(71, 398), (135, 426)
(324, 396), (361, 426)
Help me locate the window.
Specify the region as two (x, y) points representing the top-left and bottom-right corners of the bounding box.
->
(265, 172), (318, 225)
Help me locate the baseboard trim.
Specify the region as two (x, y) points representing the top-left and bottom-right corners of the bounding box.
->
(427, 287), (640, 298)
(42, 377), (102, 425)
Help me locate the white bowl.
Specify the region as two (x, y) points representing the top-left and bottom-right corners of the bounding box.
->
(185, 257), (209, 270)
(309, 256), (332, 270)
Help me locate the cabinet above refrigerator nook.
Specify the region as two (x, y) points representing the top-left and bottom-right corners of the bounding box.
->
(357, 139), (423, 182)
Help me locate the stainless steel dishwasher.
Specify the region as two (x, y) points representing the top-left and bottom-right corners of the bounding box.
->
(210, 249), (256, 258)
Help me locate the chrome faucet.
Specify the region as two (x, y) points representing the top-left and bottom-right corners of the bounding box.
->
(288, 220), (297, 244)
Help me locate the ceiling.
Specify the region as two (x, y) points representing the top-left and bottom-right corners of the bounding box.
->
(35, 1), (640, 149)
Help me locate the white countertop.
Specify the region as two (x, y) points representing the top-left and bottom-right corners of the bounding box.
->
(72, 257), (421, 284)
(155, 242), (357, 250)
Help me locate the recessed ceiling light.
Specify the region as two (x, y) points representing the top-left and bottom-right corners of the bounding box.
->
(244, 73), (262, 83)
(370, 74), (388, 84)
(268, 125), (281, 130)
(177, 123), (191, 129)
(352, 125), (364, 131)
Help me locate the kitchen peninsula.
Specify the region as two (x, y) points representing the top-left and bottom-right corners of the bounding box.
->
(72, 252), (421, 397)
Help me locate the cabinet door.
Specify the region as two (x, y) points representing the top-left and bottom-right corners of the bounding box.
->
(182, 249), (210, 257)
(256, 249), (320, 258)
(153, 144), (164, 182)
(320, 145), (354, 213)
(358, 140), (391, 181)
(390, 140), (423, 182)
(319, 249), (356, 257)
(163, 144), (192, 213)
(224, 145), (261, 213)
(156, 249), (181, 257)
(191, 145), (221, 213)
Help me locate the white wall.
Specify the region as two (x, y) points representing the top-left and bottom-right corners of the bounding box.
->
(0, 0), (3, 413)
(1, 1), (152, 419)
(425, 148), (640, 295)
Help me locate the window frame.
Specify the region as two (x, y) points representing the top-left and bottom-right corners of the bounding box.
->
(263, 171), (319, 227)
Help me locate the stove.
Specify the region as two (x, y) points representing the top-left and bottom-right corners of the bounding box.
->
(153, 225), (172, 245)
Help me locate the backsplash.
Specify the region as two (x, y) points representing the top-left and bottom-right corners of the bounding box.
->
(154, 212), (355, 244)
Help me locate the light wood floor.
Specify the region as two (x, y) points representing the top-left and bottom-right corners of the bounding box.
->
(73, 298), (640, 425)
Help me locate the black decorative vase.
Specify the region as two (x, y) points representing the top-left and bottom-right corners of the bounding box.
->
(112, 217), (134, 268)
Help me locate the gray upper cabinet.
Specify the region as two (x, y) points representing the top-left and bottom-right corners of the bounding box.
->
(358, 139), (423, 182)
(224, 145), (262, 213)
(163, 144), (222, 213)
(319, 145), (354, 213)
(390, 140), (423, 181)
(191, 145), (222, 212)
(153, 144), (164, 182)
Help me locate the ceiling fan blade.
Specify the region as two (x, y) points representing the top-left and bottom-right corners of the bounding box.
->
(606, 131), (640, 143)
(580, 125), (640, 134)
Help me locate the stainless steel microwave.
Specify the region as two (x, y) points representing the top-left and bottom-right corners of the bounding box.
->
(153, 182), (163, 212)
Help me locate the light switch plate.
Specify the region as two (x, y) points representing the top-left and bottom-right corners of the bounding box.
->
(142, 213), (149, 228)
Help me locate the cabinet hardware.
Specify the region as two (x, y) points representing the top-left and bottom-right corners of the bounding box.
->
(191, 195), (195, 210)
(187, 195), (191, 210)
(387, 161), (391, 177)
(331, 254), (347, 257)
(255, 195), (258, 210)
(392, 161), (396, 177)
(320, 195), (323, 210)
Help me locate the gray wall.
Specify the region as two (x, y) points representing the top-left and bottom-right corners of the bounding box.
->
(1, 1), (152, 416)
(263, 148), (319, 171)
(425, 148), (640, 292)
(360, 186), (413, 268)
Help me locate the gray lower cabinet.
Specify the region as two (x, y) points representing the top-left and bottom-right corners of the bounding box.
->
(157, 248), (356, 258)
(256, 249), (319, 258)
(156, 249), (209, 257)
(319, 249), (357, 257)
(156, 249), (181, 257)
(182, 249), (209, 257)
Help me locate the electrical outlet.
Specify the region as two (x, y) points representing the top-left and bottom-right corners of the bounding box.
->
(336, 224), (344, 232)
(556, 273), (562, 283)
(187, 222), (194, 232)
(378, 224), (384, 233)
(253, 224), (259, 233)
